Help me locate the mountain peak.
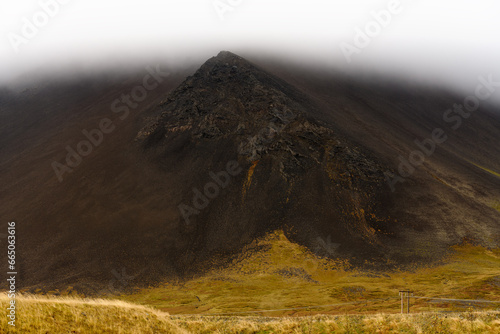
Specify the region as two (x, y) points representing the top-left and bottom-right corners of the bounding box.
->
(136, 52), (389, 265)
(196, 50), (251, 76)
(215, 50), (243, 61)
(137, 51), (320, 155)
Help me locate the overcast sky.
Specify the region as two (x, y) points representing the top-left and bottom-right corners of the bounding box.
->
(1, 0), (499, 97)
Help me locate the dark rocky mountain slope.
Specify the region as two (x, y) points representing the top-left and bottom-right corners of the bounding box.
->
(1, 51), (499, 293)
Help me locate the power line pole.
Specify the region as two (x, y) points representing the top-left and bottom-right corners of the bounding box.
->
(407, 291), (410, 314)
(399, 291), (404, 314)
(399, 290), (413, 314)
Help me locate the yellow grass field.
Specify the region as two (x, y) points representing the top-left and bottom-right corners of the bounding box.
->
(1, 294), (499, 333)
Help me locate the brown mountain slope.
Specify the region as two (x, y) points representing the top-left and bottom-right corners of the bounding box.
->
(0, 52), (499, 294)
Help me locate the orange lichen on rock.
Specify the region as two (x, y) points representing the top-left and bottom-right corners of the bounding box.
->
(242, 160), (259, 202)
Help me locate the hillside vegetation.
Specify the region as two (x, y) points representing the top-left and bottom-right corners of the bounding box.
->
(2, 232), (500, 332)
(121, 230), (500, 316)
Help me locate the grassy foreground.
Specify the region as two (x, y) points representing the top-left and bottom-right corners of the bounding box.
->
(1, 294), (499, 333)
(0, 294), (186, 333)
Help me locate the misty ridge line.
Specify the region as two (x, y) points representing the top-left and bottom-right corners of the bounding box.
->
(385, 74), (500, 192)
(50, 65), (170, 182)
(1, 0), (499, 100)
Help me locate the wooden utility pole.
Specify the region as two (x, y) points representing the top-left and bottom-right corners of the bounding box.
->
(399, 291), (404, 314)
(399, 290), (413, 314)
(407, 291), (410, 314)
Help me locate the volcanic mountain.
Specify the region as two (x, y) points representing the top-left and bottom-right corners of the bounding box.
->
(1, 51), (499, 293)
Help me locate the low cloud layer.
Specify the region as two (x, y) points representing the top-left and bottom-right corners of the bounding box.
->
(1, 0), (499, 101)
